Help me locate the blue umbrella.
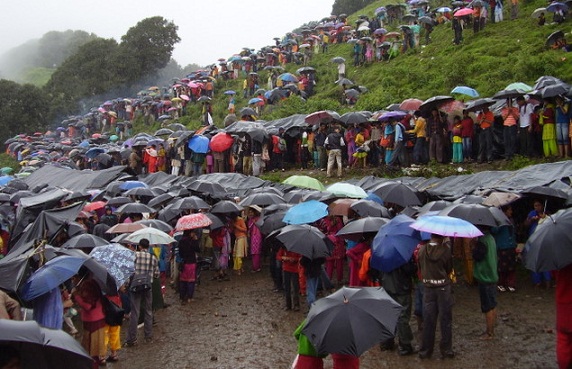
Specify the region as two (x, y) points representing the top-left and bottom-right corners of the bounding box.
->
(119, 180), (148, 190)
(0, 176), (13, 186)
(547, 2), (568, 12)
(21, 256), (86, 301)
(224, 90), (236, 95)
(249, 97), (263, 104)
(282, 200), (329, 225)
(188, 135), (210, 154)
(371, 215), (422, 273)
(90, 243), (135, 286)
(451, 85), (480, 98)
(85, 147), (105, 159)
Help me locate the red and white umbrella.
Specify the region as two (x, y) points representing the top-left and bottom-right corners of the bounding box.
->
(175, 213), (213, 231)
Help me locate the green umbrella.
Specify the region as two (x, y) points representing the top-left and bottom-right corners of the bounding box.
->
(0, 167), (13, 174)
(326, 182), (368, 199)
(283, 175), (325, 191)
(505, 82), (533, 92)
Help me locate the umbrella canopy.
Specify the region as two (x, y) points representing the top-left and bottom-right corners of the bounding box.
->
(209, 132), (235, 152)
(83, 201), (106, 212)
(188, 135), (210, 154)
(410, 215), (483, 238)
(239, 192), (286, 207)
(336, 216), (389, 241)
(328, 198), (358, 216)
(521, 185), (568, 201)
(302, 286), (402, 356)
(522, 208), (572, 272)
(147, 193), (175, 209)
(187, 180), (225, 196)
(106, 222), (148, 234)
(454, 8), (474, 16)
(339, 112), (369, 126)
(492, 89), (527, 100)
(371, 215), (422, 272)
(399, 98), (424, 111)
(282, 200), (328, 225)
(106, 196), (133, 207)
(125, 227), (176, 245)
(134, 219), (173, 233)
(506, 82), (534, 92)
(21, 256), (87, 301)
(283, 175), (325, 191)
(419, 95), (455, 112)
(275, 224), (331, 259)
(210, 200), (243, 214)
(89, 243), (135, 286)
(61, 234), (110, 249)
(170, 196), (210, 211)
(326, 183), (368, 199)
(547, 1), (568, 12)
(331, 56), (346, 64)
(438, 203), (500, 227)
(372, 182), (422, 207)
(350, 199), (391, 218)
(175, 213), (213, 231)
(123, 187), (154, 198)
(464, 98), (496, 112)
(482, 192), (521, 207)
(0, 320), (93, 369)
(119, 180), (148, 191)
(335, 78), (354, 86)
(305, 110), (341, 125)
(115, 202), (156, 214)
(451, 85), (479, 98)
(417, 200), (452, 215)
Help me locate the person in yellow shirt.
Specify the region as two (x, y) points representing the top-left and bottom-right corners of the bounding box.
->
(408, 110), (428, 164)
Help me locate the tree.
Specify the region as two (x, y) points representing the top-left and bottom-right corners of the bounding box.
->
(332, 0), (377, 16)
(119, 16), (181, 81)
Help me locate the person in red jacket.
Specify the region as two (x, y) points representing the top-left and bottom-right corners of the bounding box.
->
(277, 247), (301, 311)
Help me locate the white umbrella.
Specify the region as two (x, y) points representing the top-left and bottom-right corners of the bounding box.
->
(125, 227), (176, 245)
(326, 182), (368, 199)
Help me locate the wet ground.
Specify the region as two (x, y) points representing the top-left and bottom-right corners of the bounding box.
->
(107, 258), (557, 369)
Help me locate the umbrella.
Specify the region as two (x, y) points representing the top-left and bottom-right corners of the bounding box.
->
(371, 215), (422, 272)
(378, 111), (408, 121)
(482, 192), (521, 207)
(210, 200), (243, 214)
(522, 208), (572, 272)
(188, 135), (210, 154)
(521, 185), (568, 201)
(249, 97), (263, 105)
(106, 196), (133, 207)
(344, 89), (360, 99)
(399, 98), (424, 111)
(278, 73), (299, 83)
(328, 198), (358, 216)
(21, 256), (87, 301)
(453, 194), (485, 204)
(0, 320), (93, 369)
(302, 286), (402, 356)
(505, 82), (534, 92)
(283, 175), (325, 191)
(492, 89), (526, 100)
(239, 192), (285, 207)
(417, 200), (452, 215)
(83, 201), (106, 213)
(187, 181), (225, 196)
(419, 95), (455, 112)
(464, 98), (496, 112)
(170, 196), (210, 211)
(257, 209), (288, 235)
(175, 213), (213, 231)
(451, 85), (479, 98)
(89, 243), (135, 286)
(374, 28), (388, 35)
(61, 234), (110, 249)
(339, 112), (369, 125)
(275, 224), (331, 259)
(418, 16), (435, 25)
(547, 2), (568, 12)
(335, 78), (354, 86)
(454, 8), (474, 16)
(119, 180), (148, 191)
(539, 83), (569, 98)
(125, 227), (176, 245)
(115, 202), (155, 214)
(239, 107), (258, 117)
(123, 187), (154, 198)
(410, 215), (483, 238)
(106, 222), (148, 234)
(326, 183), (368, 199)
(372, 182), (422, 207)
(209, 132), (235, 152)
(282, 200), (329, 225)
(331, 56), (346, 64)
(436, 6), (452, 12)
(134, 219), (173, 233)
(531, 7), (547, 17)
(350, 199), (391, 218)
(305, 110), (341, 125)
(147, 193), (174, 209)
(438, 203), (499, 227)
(336, 217), (389, 241)
(154, 128), (174, 136)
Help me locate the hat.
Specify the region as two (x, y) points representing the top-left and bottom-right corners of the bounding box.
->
(249, 205), (262, 213)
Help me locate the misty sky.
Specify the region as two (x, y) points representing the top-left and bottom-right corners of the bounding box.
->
(1, 0), (334, 67)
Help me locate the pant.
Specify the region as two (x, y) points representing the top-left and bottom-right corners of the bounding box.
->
(306, 276), (319, 307)
(271, 152), (283, 170)
(179, 281), (196, 300)
(233, 256), (243, 271)
(420, 284), (453, 358)
(242, 156), (252, 175)
(326, 258), (344, 284)
(105, 325), (121, 352)
(429, 133), (444, 163)
(317, 146), (327, 169)
(503, 125), (517, 159)
(413, 137), (428, 164)
(478, 128), (493, 162)
(184, 160), (192, 176)
(462, 137), (472, 160)
(532, 271), (551, 285)
(386, 293), (414, 348)
(283, 270), (300, 309)
(126, 289), (153, 343)
(388, 141), (406, 168)
(519, 127), (532, 156)
(327, 149), (342, 177)
(558, 330), (572, 369)
(452, 142), (463, 163)
(193, 162), (202, 176)
(251, 253), (261, 271)
(252, 154), (262, 176)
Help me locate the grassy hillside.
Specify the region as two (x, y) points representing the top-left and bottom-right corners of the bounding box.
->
(173, 0), (572, 130)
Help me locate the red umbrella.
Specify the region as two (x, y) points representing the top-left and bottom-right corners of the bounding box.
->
(399, 98), (424, 111)
(454, 8), (473, 17)
(106, 223), (148, 234)
(440, 100), (466, 113)
(84, 201), (107, 212)
(175, 213), (213, 231)
(305, 110), (340, 125)
(209, 132), (235, 152)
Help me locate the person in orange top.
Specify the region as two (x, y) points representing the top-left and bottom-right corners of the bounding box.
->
(477, 106), (495, 163)
(277, 247), (302, 311)
(501, 99), (520, 160)
(358, 249), (380, 287)
(232, 213), (248, 275)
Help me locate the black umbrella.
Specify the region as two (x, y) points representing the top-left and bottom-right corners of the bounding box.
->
(61, 234), (110, 249)
(205, 213), (225, 230)
(336, 217), (389, 241)
(438, 203), (499, 227)
(256, 211), (288, 235)
(106, 196), (133, 207)
(302, 286), (402, 356)
(224, 121), (268, 143)
(283, 189), (313, 203)
(211, 200), (243, 214)
(239, 107), (258, 117)
(492, 89), (526, 100)
(521, 185), (568, 200)
(522, 208), (572, 272)
(0, 320), (93, 369)
(240, 192), (286, 207)
(168, 123), (188, 131)
(115, 202), (156, 214)
(546, 30), (565, 47)
(275, 224), (331, 259)
(187, 180), (226, 196)
(417, 200), (452, 216)
(175, 130), (194, 147)
(418, 16), (435, 25)
(350, 200), (391, 218)
(147, 193), (175, 209)
(339, 112), (369, 125)
(154, 128), (174, 136)
(539, 83), (569, 98)
(372, 182), (422, 207)
(170, 196), (210, 211)
(419, 95), (455, 112)
(134, 219), (173, 233)
(64, 191), (91, 203)
(453, 194), (485, 204)
(123, 187), (155, 198)
(464, 98), (496, 112)
(55, 248), (118, 295)
(335, 78), (354, 86)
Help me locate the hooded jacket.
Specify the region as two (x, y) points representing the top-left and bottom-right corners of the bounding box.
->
(417, 237), (453, 287)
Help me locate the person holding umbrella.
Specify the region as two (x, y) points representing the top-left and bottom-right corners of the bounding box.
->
(177, 229), (201, 304)
(473, 227), (499, 340)
(293, 320), (326, 369)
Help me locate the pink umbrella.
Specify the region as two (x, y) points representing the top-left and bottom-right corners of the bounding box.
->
(167, 107), (178, 112)
(399, 98), (424, 111)
(180, 94), (190, 101)
(454, 8), (473, 16)
(175, 213), (213, 231)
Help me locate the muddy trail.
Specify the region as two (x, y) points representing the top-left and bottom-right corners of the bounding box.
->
(107, 258), (557, 369)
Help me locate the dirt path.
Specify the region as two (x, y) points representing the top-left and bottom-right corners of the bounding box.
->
(110, 259), (557, 369)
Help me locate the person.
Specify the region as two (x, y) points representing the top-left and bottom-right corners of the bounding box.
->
(555, 263), (572, 369)
(426, 109), (447, 163)
(190, 149), (205, 176)
(0, 291), (21, 321)
(477, 106), (495, 163)
(277, 246), (301, 311)
(408, 111), (428, 165)
(417, 234), (454, 360)
(314, 124), (328, 170)
(452, 17), (463, 45)
(491, 205), (517, 292)
(128, 147), (142, 175)
(32, 288), (63, 330)
(124, 238), (159, 347)
(501, 99), (519, 160)
(538, 12), (546, 26)
(387, 119), (407, 169)
(516, 96), (534, 157)
(352, 127), (367, 168)
(209, 225), (230, 281)
(99, 206), (118, 227)
(178, 229), (201, 304)
(369, 122), (382, 166)
(271, 128), (285, 172)
(72, 273), (107, 366)
(461, 109), (474, 161)
(337, 61), (346, 80)
(324, 126), (345, 178)
(0, 345), (21, 369)
(319, 216), (345, 287)
(232, 213), (248, 275)
(61, 286), (78, 336)
(379, 258), (416, 355)
(540, 98), (558, 157)
(293, 320), (326, 369)
(104, 293), (123, 363)
(347, 237), (371, 287)
(247, 206), (263, 272)
(474, 227), (499, 340)
(525, 200), (552, 288)
(331, 353), (360, 369)
(451, 116), (463, 163)
(144, 144), (158, 173)
(300, 256), (326, 311)
(555, 96), (570, 158)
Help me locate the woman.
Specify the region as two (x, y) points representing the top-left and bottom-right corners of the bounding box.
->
(232, 213), (248, 275)
(144, 145), (158, 173)
(156, 144), (166, 172)
(247, 207), (263, 272)
(72, 274), (107, 366)
(178, 229), (201, 304)
(491, 205), (517, 292)
(540, 99), (558, 157)
(345, 125), (357, 167)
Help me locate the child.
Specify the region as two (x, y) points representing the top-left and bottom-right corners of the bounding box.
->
(452, 116), (463, 163)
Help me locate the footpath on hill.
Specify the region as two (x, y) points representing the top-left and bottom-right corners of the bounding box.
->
(111, 258), (557, 369)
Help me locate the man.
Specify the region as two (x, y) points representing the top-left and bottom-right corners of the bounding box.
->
(417, 234), (454, 360)
(0, 290), (22, 320)
(324, 126), (345, 178)
(408, 111), (428, 165)
(314, 125), (328, 170)
(271, 128), (285, 172)
(124, 238), (159, 347)
(477, 106), (495, 163)
(387, 119), (408, 169)
(516, 96), (534, 157)
(501, 99), (520, 160)
(426, 109), (446, 163)
(473, 228), (498, 340)
(369, 122), (382, 166)
(461, 109), (475, 161)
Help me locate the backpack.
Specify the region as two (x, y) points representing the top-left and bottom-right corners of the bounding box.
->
(472, 240), (487, 262)
(278, 137), (287, 152)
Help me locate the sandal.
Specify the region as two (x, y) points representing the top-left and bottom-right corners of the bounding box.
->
(107, 355), (119, 362)
(479, 332), (494, 340)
